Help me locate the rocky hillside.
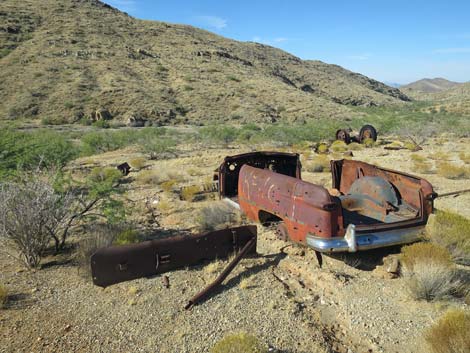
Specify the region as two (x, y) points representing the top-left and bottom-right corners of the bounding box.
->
(0, 0), (410, 125)
(402, 78), (461, 94)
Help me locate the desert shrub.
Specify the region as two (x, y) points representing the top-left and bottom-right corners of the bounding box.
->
(437, 162), (469, 179)
(129, 157), (147, 170)
(181, 185), (200, 201)
(80, 127), (173, 156)
(330, 140), (348, 152)
(92, 120), (110, 129)
(211, 332), (267, 353)
(316, 143), (329, 154)
(401, 242), (453, 271)
(114, 229), (140, 245)
(136, 170), (162, 185)
(401, 243), (463, 301)
(459, 152), (470, 164)
(306, 155), (331, 173)
(424, 309), (470, 353)
(197, 202), (241, 232)
(161, 180), (177, 193)
(0, 284), (7, 309)
(199, 125), (238, 145)
(76, 224), (120, 277)
(0, 179), (62, 268)
(0, 129), (77, 180)
(362, 138), (376, 148)
(427, 211), (470, 265)
(347, 142), (363, 151)
(89, 167), (122, 184)
(411, 154), (426, 163)
(413, 160), (434, 174)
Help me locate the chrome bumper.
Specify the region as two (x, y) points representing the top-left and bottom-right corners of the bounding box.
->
(306, 224), (425, 253)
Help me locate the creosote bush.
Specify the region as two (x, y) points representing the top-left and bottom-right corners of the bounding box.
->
(211, 332), (267, 353)
(181, 185), (200, 201)
(424, 309), (470, 353)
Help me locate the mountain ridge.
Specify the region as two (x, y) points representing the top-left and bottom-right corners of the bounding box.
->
(0, 0), (411, 125)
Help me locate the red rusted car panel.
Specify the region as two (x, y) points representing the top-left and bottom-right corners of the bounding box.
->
(219, 152), (435, 252)
(91, 225), (257, 287)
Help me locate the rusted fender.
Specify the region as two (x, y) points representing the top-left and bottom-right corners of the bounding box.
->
(90, 225), (257, 287)
(238, 165), (343, 244)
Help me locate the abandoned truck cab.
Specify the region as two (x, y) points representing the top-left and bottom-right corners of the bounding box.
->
(218, 152), (435, 252)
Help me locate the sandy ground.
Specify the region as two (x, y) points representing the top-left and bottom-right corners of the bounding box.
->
(1, 136), (469, 353)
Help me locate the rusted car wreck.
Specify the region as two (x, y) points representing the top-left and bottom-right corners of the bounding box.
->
(217, 152), (434, 253)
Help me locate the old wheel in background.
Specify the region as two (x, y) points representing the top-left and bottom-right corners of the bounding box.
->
(335, 129), (351, 144)
(359, 124), (377, 143)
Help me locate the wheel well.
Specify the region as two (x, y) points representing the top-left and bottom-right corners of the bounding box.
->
(258, 210), (282, 226)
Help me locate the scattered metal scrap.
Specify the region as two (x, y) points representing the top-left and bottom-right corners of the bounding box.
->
(185, 236), (257, 310)
(117, 162), (131, 175)
(91, 225), (257, 288)
(335, 124), (377, 144)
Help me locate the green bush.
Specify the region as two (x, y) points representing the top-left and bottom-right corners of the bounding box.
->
(424, 309), (470, 353)
(211, 332), (267, 353)
(92, 120), (110, 129)
(0, 129), (77, 180)
(114, 229), (140, 245)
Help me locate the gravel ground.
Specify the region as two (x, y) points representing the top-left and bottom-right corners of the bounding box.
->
(1, 137), (469, 352)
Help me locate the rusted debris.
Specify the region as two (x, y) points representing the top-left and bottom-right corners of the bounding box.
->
(117, 162), (131, 176)
(91, 225), (257, 287)
(218, 152), (435, 253)
(162, 275), (170, 288)
(184, 236), (257, 310)
(335, 124), (377, 144)
(432, 188), (470, 199)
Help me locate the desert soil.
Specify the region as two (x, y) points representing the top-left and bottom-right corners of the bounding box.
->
(1, 136), (469, 353)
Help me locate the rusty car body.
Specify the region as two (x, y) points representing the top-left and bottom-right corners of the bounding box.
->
(217, 152), (434, 253)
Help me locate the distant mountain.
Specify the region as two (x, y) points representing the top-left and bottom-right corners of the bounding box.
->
(401, 78), (461, 93)
(0, 0), (410, 125)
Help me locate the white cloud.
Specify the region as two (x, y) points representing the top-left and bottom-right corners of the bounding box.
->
(433, 47), (470, 54)
(195, 16), (227, 30)
(105, 0), (137, 13)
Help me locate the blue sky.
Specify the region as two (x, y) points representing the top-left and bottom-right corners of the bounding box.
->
(104, 0), (470, 84)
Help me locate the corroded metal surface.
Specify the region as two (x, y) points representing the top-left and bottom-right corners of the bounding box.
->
(91, 225), (257, 287)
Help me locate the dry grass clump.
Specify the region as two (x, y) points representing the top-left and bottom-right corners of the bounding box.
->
(161, 179), (178, 193)
(157, 199), (172, 213)
(411, 154), (426, 162)
(330, 140), (348, 152)
(0, 284), (7, 309)
(211, 332), (267, 353)
(136, 170), (161, 185)
(436, 162), (469, 179)
(459, 152), (470, 164)
(362, 137), (376, 148)
(305, 155), (331, 173)
(196, 202), (241, 232)
(401, 243), (463, 301)
(424, 309), (470, 353)
(129, 157), (147, 170)
(77, 224), (121, 277)
(427, 211), (470, 265)
(239, 276), (255, 290)
(347, 142), (363, 151)
(181, 185), (200, 201)
(204, 260), (223, 274)
(411, 154), (433, 173)
(429, 151), (451, 161)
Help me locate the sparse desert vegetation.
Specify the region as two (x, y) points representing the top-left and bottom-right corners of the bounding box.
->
(424, 309), (470, 353)
(211, 332), (267, 353)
